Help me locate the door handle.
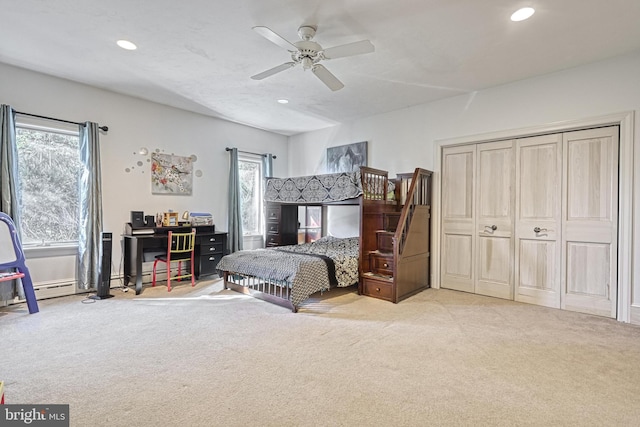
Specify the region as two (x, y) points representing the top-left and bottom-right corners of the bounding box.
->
(483, 225), (497, 232)
(533, 227), (547, 233)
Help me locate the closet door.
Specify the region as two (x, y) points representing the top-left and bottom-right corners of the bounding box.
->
(514, 134), (562, 308)
(441, 145), (476, 293)
(562, 126), (618, 317)
(475, 140), (514, 299)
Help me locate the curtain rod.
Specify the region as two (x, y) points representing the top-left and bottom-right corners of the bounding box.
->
(15, 111), (109, 132)
(225, 147), (276, 159)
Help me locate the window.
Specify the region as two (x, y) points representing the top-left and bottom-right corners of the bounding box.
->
(238, 155), (263, 236)
(297, 206), (322, 243)
(15, 118), (82, 246)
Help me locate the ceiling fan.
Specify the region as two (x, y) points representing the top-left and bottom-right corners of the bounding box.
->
(251, 25), (375, 91)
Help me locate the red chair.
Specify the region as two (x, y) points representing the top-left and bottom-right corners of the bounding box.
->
(0, 212), (38, 314)
(151, 229), (196, 292)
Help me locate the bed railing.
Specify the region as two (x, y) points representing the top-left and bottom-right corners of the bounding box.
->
(224, 271), (298, 312)
(360, 166), (390, 201)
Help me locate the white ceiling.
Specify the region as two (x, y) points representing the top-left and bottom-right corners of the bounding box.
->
(2, 0), (640, 136)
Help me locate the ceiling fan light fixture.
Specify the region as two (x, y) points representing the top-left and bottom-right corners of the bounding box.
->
(277, 99), (289, 104)
(301, 57), (313, 70)
(511, 7), (535, 22)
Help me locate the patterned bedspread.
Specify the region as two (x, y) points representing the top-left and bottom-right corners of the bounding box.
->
(216, 236), (359, 307)
(273, 236), (359, 288)
(264, 171), (362, 203)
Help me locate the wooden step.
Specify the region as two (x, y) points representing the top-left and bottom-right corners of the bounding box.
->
(363, 271), (394, 281)
(383, 211), (401, 232)
(375, 230), (394, 252)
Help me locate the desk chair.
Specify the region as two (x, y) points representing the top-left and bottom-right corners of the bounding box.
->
(151, 229), (196, 292)
(0, 212), (38, 314)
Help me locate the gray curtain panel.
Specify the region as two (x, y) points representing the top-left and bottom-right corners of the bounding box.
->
(77, 122), (103, 290)
(227, 148), (243, 253)
(262, 153), (273, 178)
(0, 104), (24, 301)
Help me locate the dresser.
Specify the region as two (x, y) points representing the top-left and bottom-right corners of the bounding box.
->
(265, 203), (298, 247)
(194, 231), (228, 278)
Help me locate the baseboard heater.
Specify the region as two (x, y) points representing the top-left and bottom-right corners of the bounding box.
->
(32, 280), (76, 300)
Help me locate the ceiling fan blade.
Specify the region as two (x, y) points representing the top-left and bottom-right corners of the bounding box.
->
(322, 40), (375, 60)
(312, 64), (344, 91)
(253, 26), (297, 51)
(251, 62), (296, 80)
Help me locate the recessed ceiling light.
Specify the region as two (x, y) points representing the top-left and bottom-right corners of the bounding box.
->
(277, 99), (289, 104)
(116, 39), (137, 50)
(511, 7), (535, 22)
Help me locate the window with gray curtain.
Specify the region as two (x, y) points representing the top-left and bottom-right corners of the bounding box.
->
(227, 149), (274, 252)
(0, 105), (103, 299)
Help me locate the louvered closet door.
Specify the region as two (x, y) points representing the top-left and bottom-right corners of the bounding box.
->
(441, 145), (476, 293)
(561, 126), (618, 318)
(475, 140), (514, 299)
(514, 134), (562, 308)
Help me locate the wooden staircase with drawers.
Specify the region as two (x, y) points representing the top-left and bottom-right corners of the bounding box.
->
(360, 168), (432, 303)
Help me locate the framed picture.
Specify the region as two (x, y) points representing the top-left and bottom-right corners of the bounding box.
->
(151, 153), (193, 195)
(326, 141), (368, 173)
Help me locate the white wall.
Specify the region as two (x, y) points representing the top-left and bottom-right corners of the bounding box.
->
(0, 62), (288, 292)
(325, 205), (360, 238)
(289, 50), (640, 323)
(290, 51), (640, 176)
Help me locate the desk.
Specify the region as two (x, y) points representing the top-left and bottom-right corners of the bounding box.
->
(123, 225), (227, 295)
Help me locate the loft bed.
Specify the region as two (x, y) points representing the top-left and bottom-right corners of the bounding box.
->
(262, 167), (393, 205)
(217, 166), (432, 312)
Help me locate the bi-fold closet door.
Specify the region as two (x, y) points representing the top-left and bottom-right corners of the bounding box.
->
(440, 140), (515, 300)
(441, 126), (618, 317)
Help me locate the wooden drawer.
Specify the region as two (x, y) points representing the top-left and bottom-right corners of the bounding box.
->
(266, 206), (280, 222)
(266, 222), (279, 234)
(265, 234), (281, 246)
(362, 277), (394, 301)
(370, 253), (394, 276)
(196, 234), (223, 245)
(198, 253), (223, 277)
(199, 242), (224, 255)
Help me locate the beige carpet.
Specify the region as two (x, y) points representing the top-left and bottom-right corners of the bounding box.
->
(2, 280), (640, 426)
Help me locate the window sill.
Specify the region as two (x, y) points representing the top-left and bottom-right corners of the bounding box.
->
(23, 244), (78, 258)
(243, 234), (264, 239)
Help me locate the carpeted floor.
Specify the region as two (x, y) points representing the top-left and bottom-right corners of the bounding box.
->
(2, 280), (640, 426)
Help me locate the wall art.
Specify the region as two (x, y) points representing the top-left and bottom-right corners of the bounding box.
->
(151, 153), (193, 195)
(326, 141), (368, 173)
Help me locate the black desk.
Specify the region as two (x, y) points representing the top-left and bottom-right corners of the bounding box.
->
(123, 225), (227, 295)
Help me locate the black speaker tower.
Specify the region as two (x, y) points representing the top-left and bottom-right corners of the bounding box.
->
(90, 232), (114, 300)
